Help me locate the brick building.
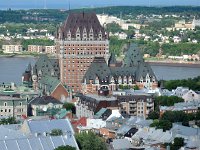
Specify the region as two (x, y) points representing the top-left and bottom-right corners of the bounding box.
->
(55, 12), (109, 92)
(82, 43), (158, 95)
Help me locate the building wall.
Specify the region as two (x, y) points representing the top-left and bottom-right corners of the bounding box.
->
(0, 99), (27, 117)
(56, 40), (109, 92)
(51, 84), (69, 101)
(99, 128), (116, 139)
(118, 96), (154, 118)
(2, 45), (22, 53)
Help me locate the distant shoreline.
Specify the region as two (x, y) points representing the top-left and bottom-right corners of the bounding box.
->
(148, 61), (200, 68)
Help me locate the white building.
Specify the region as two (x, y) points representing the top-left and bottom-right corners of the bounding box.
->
(2, 45), (22, 53)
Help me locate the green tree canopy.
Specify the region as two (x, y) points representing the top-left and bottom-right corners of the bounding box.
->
(75, 132), (107, 150)
(54, 145), (76, 150)
(50, 129), (63, 136)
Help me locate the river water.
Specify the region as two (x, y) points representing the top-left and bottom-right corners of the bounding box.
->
(1, 57), (200, 85)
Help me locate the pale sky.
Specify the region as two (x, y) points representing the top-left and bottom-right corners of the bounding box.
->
(0, 0), (200, 9)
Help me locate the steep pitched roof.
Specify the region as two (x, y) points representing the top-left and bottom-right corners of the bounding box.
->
(34, 54), (59, 78)
(30, 96), (63, 105)
(60, 12), (107, 40)
(136, 62), (155, 81)
(22, 119), (74, 135)
(39, 75), (61, 93)
(123, 43), (144, 67)
(0, 136), (79, 150)
(83, 57), (111, 84)
(108, 53), (117, 66)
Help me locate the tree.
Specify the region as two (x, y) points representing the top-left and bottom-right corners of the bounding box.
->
(150, 119), (172, 131)
(50, 129), (63, 136)
(54, 145), (76, 150)
(75, 131), (107, 150)
(63, 102), (76, 114)
(148, 111), (160, 120)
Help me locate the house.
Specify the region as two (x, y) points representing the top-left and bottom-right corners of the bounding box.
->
(0, 95), (27, 118)
(28, 96), (63, 117)
(39, 75), (70, 101)
(2, 45), (22, 53)
(76, 93), (118, 119)
(182, 90), (200, 102)
(111, 139), (133, 150)
(21, 119), (75, 137)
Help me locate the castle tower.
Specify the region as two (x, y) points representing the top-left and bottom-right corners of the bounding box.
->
(55, 12), (109, 92)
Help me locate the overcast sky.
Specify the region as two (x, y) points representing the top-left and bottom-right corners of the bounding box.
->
(1, 0), (200, 9)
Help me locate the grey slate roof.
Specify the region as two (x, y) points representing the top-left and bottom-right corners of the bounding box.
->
(83, 57), (111, 84)
(112, 139), (133, 150)
(39, 75), (61, 93)
(0, 125), (25, 140)
(0, 135), (79, 150)
(23, 119), (75, 135)
(59, 12), (107, 40)
(30, 96), (63, 105)
(123, 43), (144, 67)
(34, 54), (59, 78)
(83, 43), (156, 84)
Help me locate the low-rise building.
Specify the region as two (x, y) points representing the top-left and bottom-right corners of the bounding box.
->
(28, 96), (63, 117)
(160, 100), (200, 115)
(2, 45), (22, 53)
(28, 45), (56, 54)
(0, 95), (27, 118)
(76, 93), (118, 119)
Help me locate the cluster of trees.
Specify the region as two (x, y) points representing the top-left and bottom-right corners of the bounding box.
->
(75, 132), (107, 150)
(165, 137), (185, 150)
(164, 76), (200, 91)
(150, 119), (172, 131)
(149, 109), (200, 130)
(0, 117), (17, 125)
(162, 43), (200, 56)
(63, 102), (76, 114)
(155, 96), (184, 108)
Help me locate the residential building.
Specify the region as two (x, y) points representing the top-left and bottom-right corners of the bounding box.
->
(160, 100), (200, 115)
(76, 93), (118, 119)
(82, 43), (157, 95)
(2, 45), (22, 53)
(111, 139), (133, 150)
(0, 119), (79, 150)
(116, 92), (154, 118)
(28, 45), (44, 53)
(28, 96), (63, 117)
(28, 45), (56, 54)
(0, 95), (27, 118)
(55, 12), (109, 92)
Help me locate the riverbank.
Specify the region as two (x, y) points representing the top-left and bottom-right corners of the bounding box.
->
(147, 60), (200, 67)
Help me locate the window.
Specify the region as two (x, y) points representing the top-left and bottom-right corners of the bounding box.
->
(4, 102), (7, 106)
(19, 102), (22, 106)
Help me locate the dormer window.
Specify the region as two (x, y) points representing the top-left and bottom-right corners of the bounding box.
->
(67, 30), (71, 40)
(89, 27), (93, 41)
(76, 27), (81, 40)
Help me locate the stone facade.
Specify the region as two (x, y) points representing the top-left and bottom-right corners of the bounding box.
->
(55, 12), (109, 92)
(0, 96), (27, 118)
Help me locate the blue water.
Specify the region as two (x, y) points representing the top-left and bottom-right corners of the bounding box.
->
(1, 57), (200, 84)
(0, 0), (200, 10)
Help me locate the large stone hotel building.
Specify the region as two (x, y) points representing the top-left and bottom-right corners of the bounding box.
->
(55, 12), (110, 92)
